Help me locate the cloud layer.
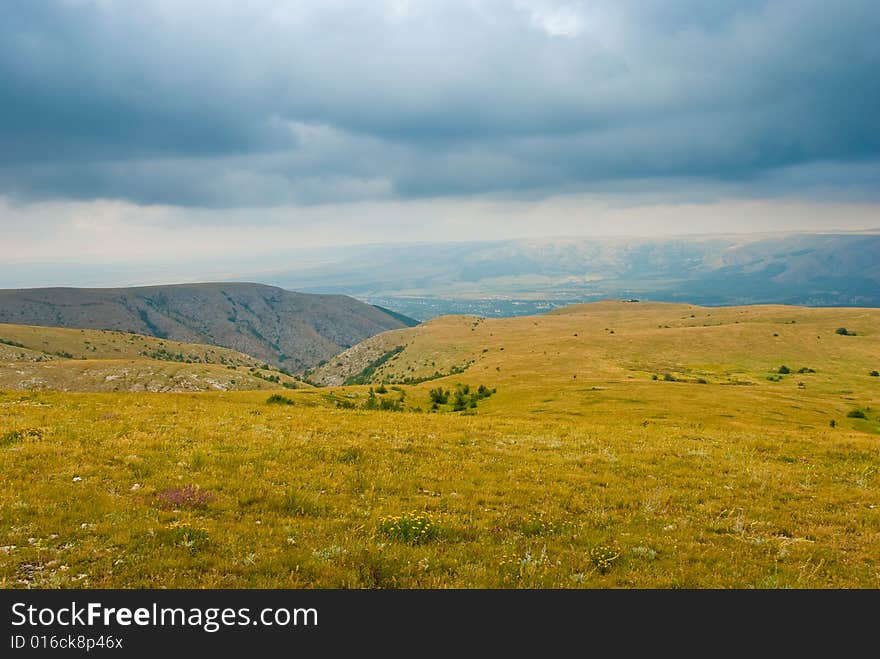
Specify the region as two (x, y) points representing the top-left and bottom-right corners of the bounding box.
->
(2, 0), (878, 208)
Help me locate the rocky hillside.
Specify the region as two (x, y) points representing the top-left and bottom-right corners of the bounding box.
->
(0, 283), (416, 370)
(0, 322), (308, 392)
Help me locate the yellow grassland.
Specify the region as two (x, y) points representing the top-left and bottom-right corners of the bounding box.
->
(1, 302), (878, 587)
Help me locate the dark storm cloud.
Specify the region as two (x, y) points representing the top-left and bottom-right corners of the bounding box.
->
(0, 0), (878, 207)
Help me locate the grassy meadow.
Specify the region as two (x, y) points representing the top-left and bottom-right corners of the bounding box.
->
(1, 302), (878, 588)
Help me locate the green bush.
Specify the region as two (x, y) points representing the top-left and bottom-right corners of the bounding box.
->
(379, 397), (403, 411)
(266, 394), (294, 405)
(846, 409), (867, 419)
(777, 365), (790, 374)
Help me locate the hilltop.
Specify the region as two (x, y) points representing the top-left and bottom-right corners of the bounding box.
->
(310, 300), (880, 390)
(0, 283), (415, 370)
(0, 323), (307, 392)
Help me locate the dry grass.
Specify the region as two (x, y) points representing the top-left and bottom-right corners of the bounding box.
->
(1, 302), (879, 588)
(0, 323), (306, 392)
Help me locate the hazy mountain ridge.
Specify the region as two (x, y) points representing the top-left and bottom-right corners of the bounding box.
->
(263, 232), (880, 319)
(0, 283), (414, 370)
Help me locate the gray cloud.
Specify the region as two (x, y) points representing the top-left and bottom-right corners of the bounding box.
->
(0, 0), (878, 207)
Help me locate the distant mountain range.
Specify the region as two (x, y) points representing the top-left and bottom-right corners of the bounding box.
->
(0, 283), (417, 370)
(262, 231), (880, 319)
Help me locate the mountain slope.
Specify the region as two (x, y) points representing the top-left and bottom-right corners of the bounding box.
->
(0, 322), (308, 392)
(0, 283), (415, 370)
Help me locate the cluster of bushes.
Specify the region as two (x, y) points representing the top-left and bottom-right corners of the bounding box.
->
(252, 369), (281, 383)
(429, 383), (495, 411)
(652, 373), (706, 383)
(388, 362), (474, 386)
(362, 387), (406, 411)
(343, 346), (405, 385)
(769, 365), (816, 380)
(252, 369), (298, 388)
(142, 348), (197, 363)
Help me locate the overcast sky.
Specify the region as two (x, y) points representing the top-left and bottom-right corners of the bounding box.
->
(2, 0), (879, 281)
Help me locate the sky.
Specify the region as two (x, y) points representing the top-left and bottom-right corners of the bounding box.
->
(2, 0), (879, 283)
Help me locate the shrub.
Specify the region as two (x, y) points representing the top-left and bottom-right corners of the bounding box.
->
(362, 389), (379, 410)
(266, 394), (294, 405)
(829, 419), (836, 428)
(846, 409), (867, 419)
(155, 484), (215, 510)
(663, 373), (676, 382)
(378, 397), (403, 412)
(375, 383), (388, 394)
(835, 327), (856, 336)
(797, 367), (816, 374)
(429, 387), (449, 404)
(777, 365), (790, 374)
(870, 371), (879, 377)
(452, 389), (469, 411)
(475, 384), (495, 399)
